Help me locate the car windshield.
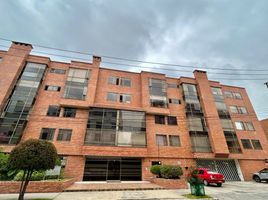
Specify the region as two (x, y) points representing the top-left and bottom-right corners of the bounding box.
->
(207, 171), (219, 174)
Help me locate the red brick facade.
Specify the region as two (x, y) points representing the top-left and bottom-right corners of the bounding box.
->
(0, 42), (268, 183)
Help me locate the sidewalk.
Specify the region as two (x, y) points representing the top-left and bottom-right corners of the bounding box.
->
(0, 189), (194, 200)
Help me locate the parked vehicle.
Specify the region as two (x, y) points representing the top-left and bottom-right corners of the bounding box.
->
(197, 168), (225, 187)
(252, 168), (268, 182)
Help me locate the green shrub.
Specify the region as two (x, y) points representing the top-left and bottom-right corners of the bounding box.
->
(0, 151), (18, 180)
(14, 171), (46, 181)
(160, 165), (183, 179)
(150, 165), (161, 176)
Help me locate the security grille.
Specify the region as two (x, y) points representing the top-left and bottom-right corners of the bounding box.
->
(196, 159), (241, 181)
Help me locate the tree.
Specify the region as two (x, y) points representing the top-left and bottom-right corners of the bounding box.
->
(8, 139), (58, 200)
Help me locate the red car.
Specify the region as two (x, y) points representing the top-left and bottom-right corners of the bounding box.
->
(198, 168), (225, 187)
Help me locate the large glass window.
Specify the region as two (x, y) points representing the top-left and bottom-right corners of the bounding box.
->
(0, 63), (46, 144)
(156, 134), (168, 146)
(188, 117), (206, 132)
(211, 87), (224, 101)
(149, 79), (167, 108)
(183, 84), (197, 98)
(190, 132), (211, 152)
(221, 119), (234, 131)
(224, 131), (242, 153)
(64, 68), (89, 100)
(85, 108), (146, 147)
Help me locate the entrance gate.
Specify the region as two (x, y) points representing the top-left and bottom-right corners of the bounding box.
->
(196, 159), (241, 181)
(83, 157), (142, 181)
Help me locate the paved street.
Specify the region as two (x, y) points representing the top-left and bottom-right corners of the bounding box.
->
(0, 181), (267, 200)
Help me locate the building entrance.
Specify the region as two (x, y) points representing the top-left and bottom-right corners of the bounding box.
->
(83, 157), (142, 181)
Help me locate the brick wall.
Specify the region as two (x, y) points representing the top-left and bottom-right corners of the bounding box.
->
(151, 178), (188, 189)
(239, 159), (267, 181)
(0, 179), (74, 194)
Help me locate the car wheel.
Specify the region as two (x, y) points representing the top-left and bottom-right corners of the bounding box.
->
(217, 183), (222, 187)
(204, 180), (209, 186)
(253, 175), (261, 182)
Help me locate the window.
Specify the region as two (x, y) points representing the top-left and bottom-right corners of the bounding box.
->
(230, 106), (238, 114)
(120, 78), (131, 87)
(149, 78), (167, 108)
(235, 122), (244, 130)
(233, 92), (242, 99)
(155, 115), (165, 124)
(224, 91), (242, 99)
(64, 68), (89, 100)
(40, 128), (55, 140)
(50, 68), (66, 74)
(63, 108), (76, 118)
(108, 76), (119, 85)
(169, 136), (181, 146)
(224, 131), (242, 153)
(235, 121), (254, 131)
(251, 140), (262, 150)
(107, 92), (118, 102)
(241, 139), (252, 149)
(57, 129), (72, 141)
(188, 117), (206, 132)
(152, 161), (162, 165)
(0, 62), (46, 145)
(47, 105), (60, 117)
(167, 83), (178, 88)
(224, 91), (233, 98)
(156, 134), (167, 146)
(244, 122), (255, 131)
(44, 85), (61, 91)
(190, 132), (211, 152)
(85, 108), (146, 147)
(211, 87), (223, 96)
(230, 106), (248, 114)
(169, 99), (181, 104)
(182, 84), (197, 97)
(119, 94), (131, 103)
(167, 116), (177, 125)
(221, 119), (234, 131)
(108, 76), (131, 87)
(238, 106), (248, 114)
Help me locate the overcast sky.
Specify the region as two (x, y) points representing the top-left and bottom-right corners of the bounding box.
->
(0, 0), (268, 119)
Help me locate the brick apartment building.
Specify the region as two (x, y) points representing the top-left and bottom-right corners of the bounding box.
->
(260, 119), (268, 140)
(0, 41), (267, 182)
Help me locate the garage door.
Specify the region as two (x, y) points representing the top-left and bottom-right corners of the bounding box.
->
(196, 159), (241, 181)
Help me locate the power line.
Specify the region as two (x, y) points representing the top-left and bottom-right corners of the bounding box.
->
(1, 44), (268, 81)
(1, 37), (268, 72)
